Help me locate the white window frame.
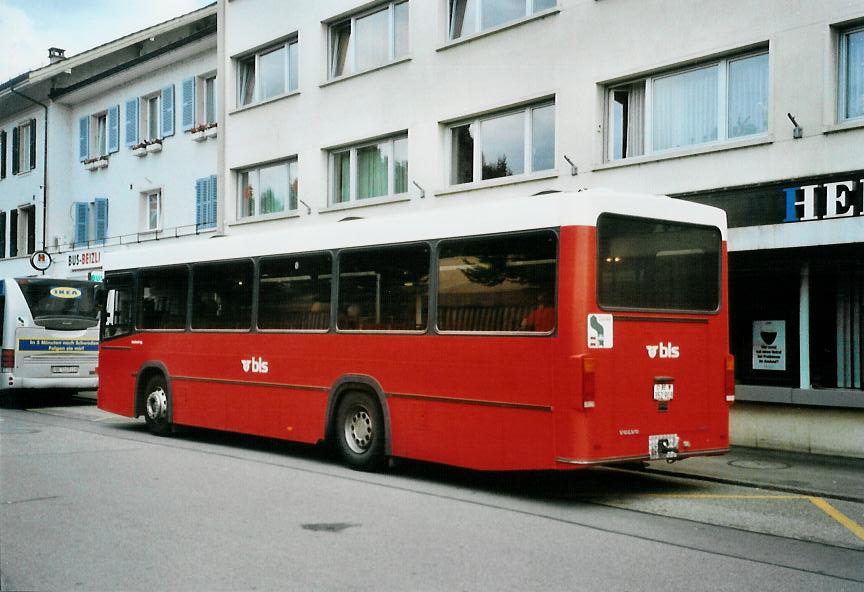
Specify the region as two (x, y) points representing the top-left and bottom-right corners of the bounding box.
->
(237, 158), (299, 220)
(200, 74), (217, 125)
(91, 112), (108, 157)
(606, 51), (769, 162)
(329, 134), (408, 205)
(17, 121), (33, 171)
(141, 94), (161, 141)
(838, 25), (864, 122)
(448, 0), (555, 40)
(143, 190), (162, 232)
(448, 102), (554, 186)
(328, 1), (408, 79)
(236, 38), (298, 108)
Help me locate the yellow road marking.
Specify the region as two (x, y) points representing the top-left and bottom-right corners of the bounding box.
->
(616, 493), (864, 542)
(808, 497), (864, 542)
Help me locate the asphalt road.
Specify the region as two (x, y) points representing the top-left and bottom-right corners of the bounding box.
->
(1, 396), (862, 591)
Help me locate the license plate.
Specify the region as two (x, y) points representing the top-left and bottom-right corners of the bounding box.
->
(649, 434), (679, 460)
(653, 383), (674, 401)
(51, 366), (78, 374)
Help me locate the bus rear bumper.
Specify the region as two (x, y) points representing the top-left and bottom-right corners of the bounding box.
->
(555, 448), (731, 466)
(0, 375), (99, 390)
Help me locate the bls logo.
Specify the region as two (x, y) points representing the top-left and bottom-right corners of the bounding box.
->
(646, 342), (680, 359)
(241, 356), (269, 373)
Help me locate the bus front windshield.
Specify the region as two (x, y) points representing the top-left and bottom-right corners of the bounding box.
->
(16, 279), (100, 330)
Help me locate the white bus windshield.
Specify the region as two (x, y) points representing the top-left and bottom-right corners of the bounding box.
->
(16, 279), (100, 330)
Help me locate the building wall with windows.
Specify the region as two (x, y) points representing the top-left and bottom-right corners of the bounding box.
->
(0, 105), (45, 274)
(0, 5), (218, 282)
(220, 0), (863, 455)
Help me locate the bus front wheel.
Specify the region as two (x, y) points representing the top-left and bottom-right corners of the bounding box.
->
(143, 375), (172, 437)
(334, 390), (386, 472)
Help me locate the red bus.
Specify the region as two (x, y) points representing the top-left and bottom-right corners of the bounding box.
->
(97, 190), (734, 471)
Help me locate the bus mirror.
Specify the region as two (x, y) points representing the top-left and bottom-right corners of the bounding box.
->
(95, 286), (108, 308)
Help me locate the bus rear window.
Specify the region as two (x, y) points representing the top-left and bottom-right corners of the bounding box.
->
(16, 279), (100, 330)
(597, 214), (720, 312)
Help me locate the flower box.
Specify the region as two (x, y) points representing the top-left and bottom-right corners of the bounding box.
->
(83, 157), (108, 171)
(146, 141), (163, 153)
(204, 125), (218, 139)
(191, 130), (207, 142)
(132, 146), (148, 157)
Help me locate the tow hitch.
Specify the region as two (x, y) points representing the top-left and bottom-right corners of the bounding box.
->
(649, 434), (680, 462)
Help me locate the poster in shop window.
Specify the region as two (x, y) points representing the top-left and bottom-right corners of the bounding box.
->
(752, 320), (786, 371)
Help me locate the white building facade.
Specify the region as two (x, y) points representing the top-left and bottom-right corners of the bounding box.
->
(218, 0), (864, 456)
(0, 5), (218, 282)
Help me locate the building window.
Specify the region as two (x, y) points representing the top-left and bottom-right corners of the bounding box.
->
(74, 199), (108, 247)
(203, 76), (217, 124)
(607, 52), (768, 161)
(331, 134), (408, 204)
(142, 191), (162, 232)
(143, 95), (161, 141)
(450, 102), (554, 185)
(1, 130), (7, 179)
(13, 119), (36, 174)
(0, 211), (5, 258)
(449, 0), (555, 40)
(237, 39), (298, 108)
(329, 2), (408, 79)
(93, 113), (107, 157)
(840, 26), (864, 122)
(238, 159), (298, 219)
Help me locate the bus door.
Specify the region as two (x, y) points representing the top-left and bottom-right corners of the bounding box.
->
(594, 214), (723, 459)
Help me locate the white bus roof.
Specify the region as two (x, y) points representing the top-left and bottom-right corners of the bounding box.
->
(103, 189), (728, 272)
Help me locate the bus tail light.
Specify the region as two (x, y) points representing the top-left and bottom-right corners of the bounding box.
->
(582, 356), (596, 409)
(1, 349), (15, 372)
(724, 355), (735, 402)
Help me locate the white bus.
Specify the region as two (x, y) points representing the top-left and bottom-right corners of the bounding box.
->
(0, 277), (100, 399)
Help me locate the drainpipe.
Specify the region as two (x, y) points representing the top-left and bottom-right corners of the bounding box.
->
(9, 87), (49, 255)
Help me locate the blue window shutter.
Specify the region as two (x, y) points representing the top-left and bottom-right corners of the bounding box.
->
(195, 178), (205, 228)
(74, 202), (89, 245)
(208, 174), (217, 227)
(78, 116), (89, 161)
(94, 198), (108, 244)
(125, 98), (138, 147)
(161, 85), (175, 138)
(107, 106), (120, 153)
(181, 77), (196, 131)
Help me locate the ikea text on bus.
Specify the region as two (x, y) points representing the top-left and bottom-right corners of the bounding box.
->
(97, 191), (735, 471)
(1, 277), (100, 395)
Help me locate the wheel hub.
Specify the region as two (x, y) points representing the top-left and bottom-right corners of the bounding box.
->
(344, 407), (373, 454)
(146, 388), (167, 422)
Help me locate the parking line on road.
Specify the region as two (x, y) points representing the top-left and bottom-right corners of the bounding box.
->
(638, 493), (864, 542)
(808, 497), (864, 542)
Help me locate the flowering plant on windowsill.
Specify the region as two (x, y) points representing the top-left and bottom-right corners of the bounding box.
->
(189, 122), (217, 134)
(83, 155), (109, 170)
(131, 138), (163, 150)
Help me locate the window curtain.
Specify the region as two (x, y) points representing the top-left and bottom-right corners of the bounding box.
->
(728, 54), (768, 138)
(626, 83), (645, 158)
(357, 143), (388, 199)
(652, 65), (718, 152)
(846, 30), (864, 119)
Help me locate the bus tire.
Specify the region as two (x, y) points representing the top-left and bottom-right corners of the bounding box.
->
(143, 375), (172, 437)
(334, 390), (386, 472)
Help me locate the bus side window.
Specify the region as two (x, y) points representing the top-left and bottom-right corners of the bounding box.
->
(103, 275), (134, 339)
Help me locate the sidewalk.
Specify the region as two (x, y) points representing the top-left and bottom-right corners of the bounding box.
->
(646, 446), (864, 502)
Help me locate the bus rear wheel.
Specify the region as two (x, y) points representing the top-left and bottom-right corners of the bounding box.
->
(143, 375), (172, 437)
(334, 390), (386, 472)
